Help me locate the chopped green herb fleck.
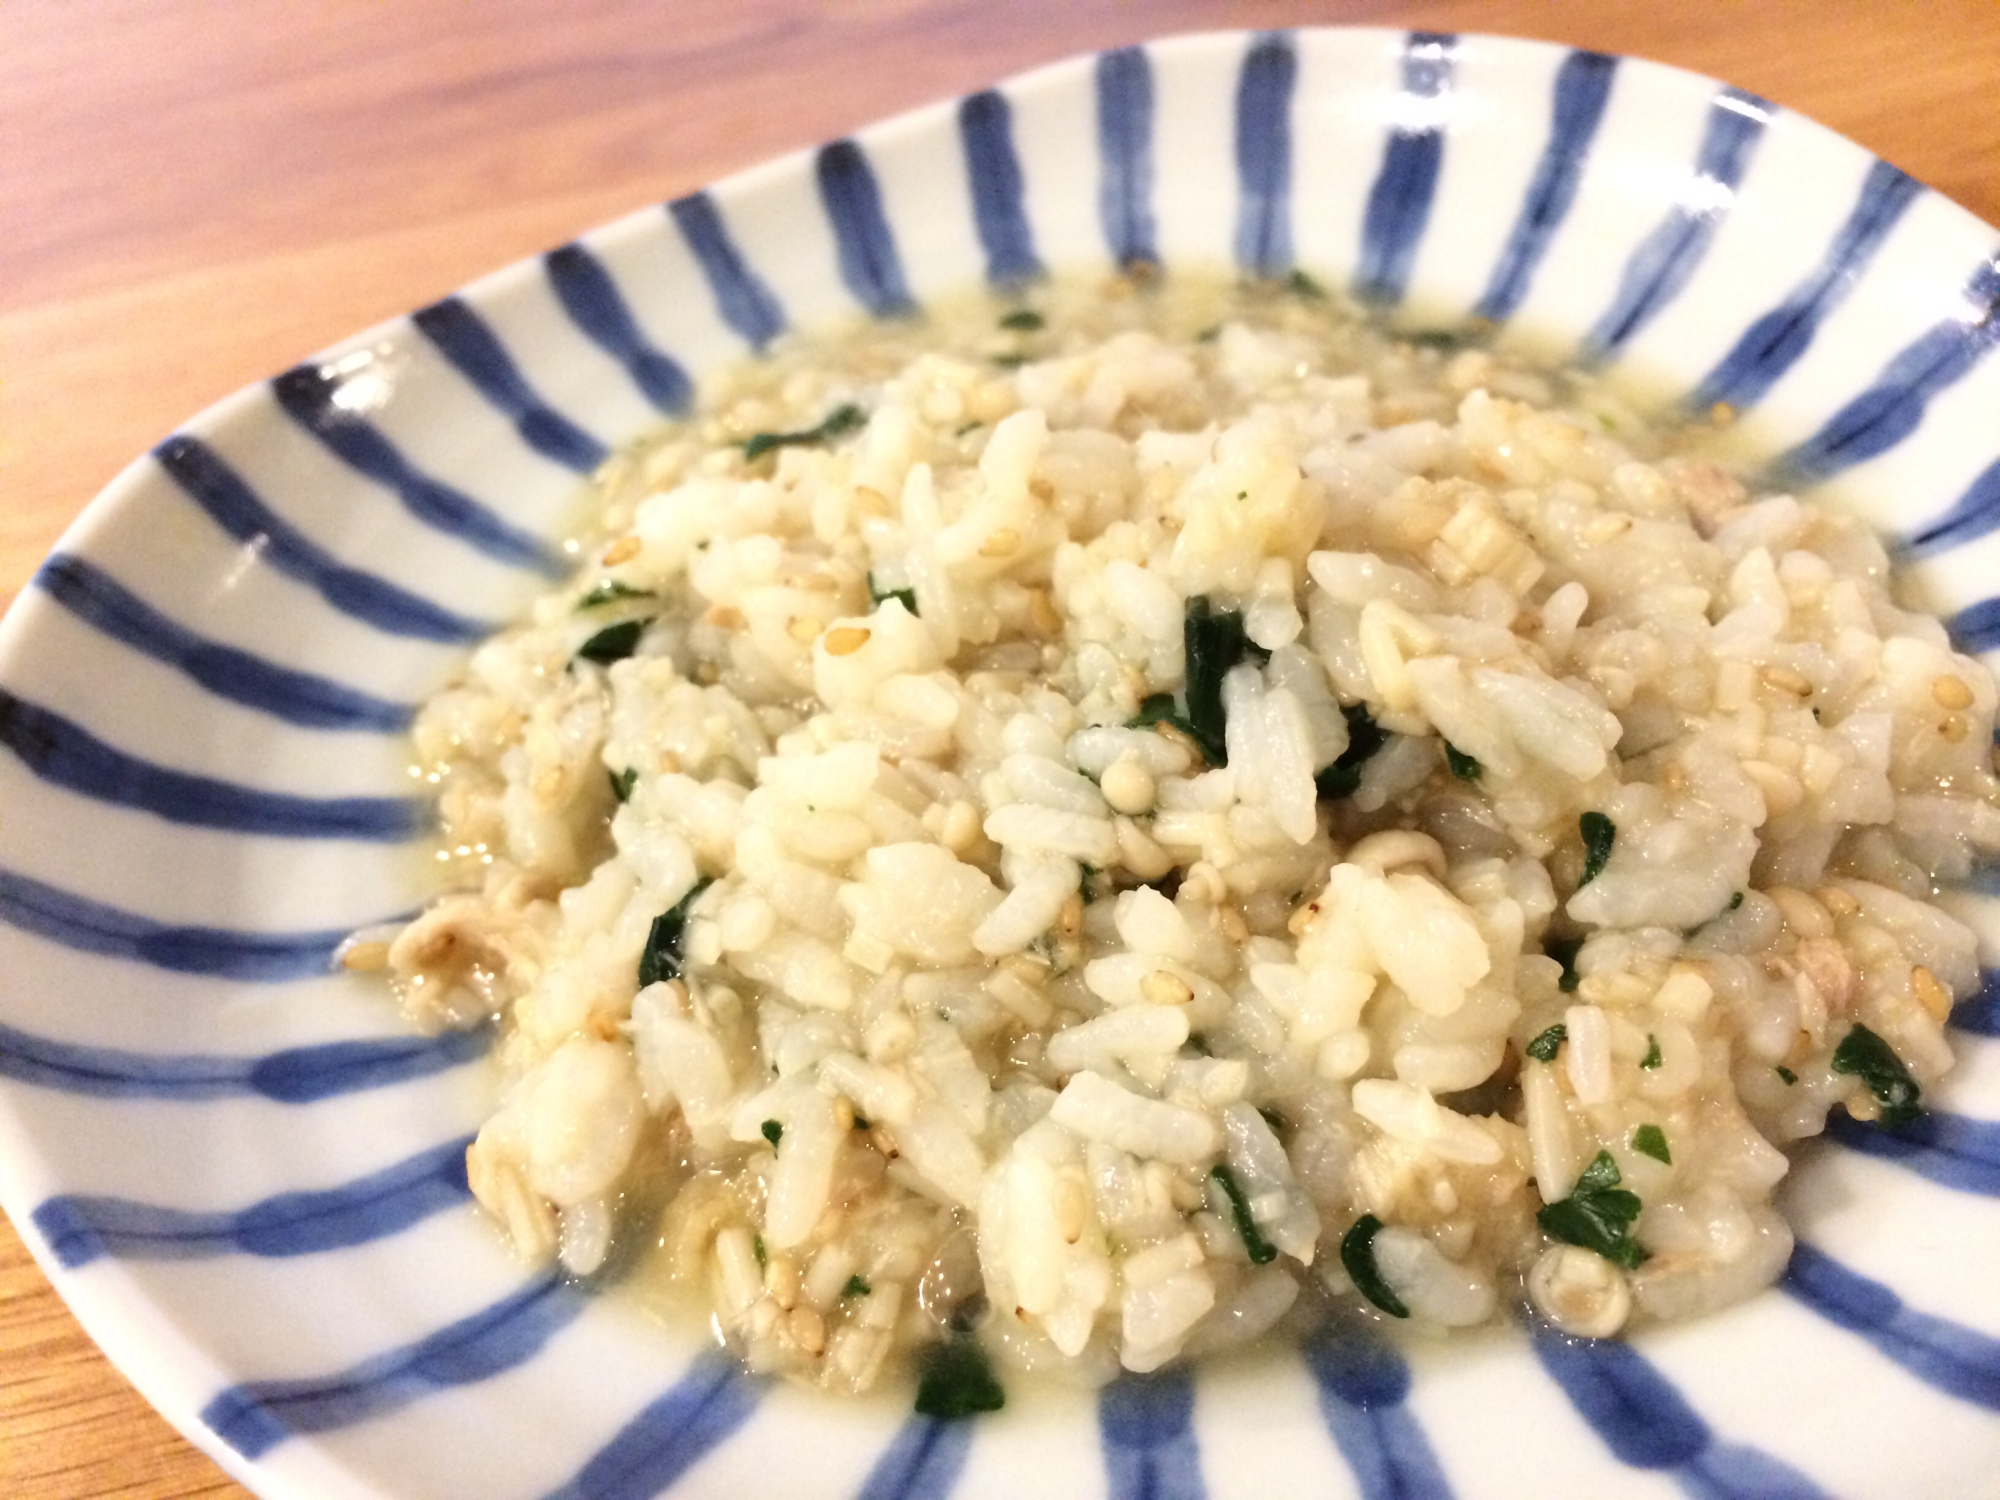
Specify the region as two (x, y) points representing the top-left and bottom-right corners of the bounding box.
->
(867, 573), (919, 615)
(990, 352), (1031, 369)
(1728, 891), (1745, 911)
(1195, 323), (1222, 342)
(1576, 1148), (1621, 1193)
(1315, 702), (1390, 800)
(851, 1114), (871, 1131)
(998, 308), (1044, 331)
(1830, 1022), (1922, 1125)
(913, 1338), (1005, 1420)
(760, 1119), (783, 1147)
(1640, 1034), (1662, 1070)
(752, 1234), (767, 1269)
(575, 619), (646, 665)
(955, 420), (983, 436)
(842, 1274), (872, 1298)
(1404, 328), (1467, 352)
(1210, 1165), (1278, 1265)
(743, 402), (866, 462)
(1578, 811), (1616, 886)
(576, 580), (650, 610)
(1632, 1124), (1672, 1164)
(1182, 596), (1267, 765)
(1126, 600), (1269, 765)
(1597, 412), (1618, 433)
(1545, 935), (1583, 993)
(1445, 743), (1482, 781)
(1339, 1214), (1409, 1319)
(610, 767), (638, 802)
(637, 877), (714, 987)
(1776, 1065), (1798, 1085)
(1526, 1023), (1568, 1063)
(1537, 1150), (1648, 1268)
(1285, 268), (1326, 300)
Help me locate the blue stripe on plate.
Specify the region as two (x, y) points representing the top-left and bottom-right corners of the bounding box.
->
(1299, 1325), (1452, 1500)
(666, 192), (788, 350)
(1531, 1327), (1829, 1497)
(0, 687), (422, 841)
(1903, 457), (2000, 559)
(539, 1357), (760, 1500)
(31, 554), (414, 733)
(815, 140), (917, 318)
(857, 1414), (975, 1500)
(0, 866), (366, 981)
(1354, 32), (1456, 307)
(153, 435), (490, 644)
(1584, 87), (1771, 360)
(34, 1134), (472, 1268)
(1826, 1109), (2000, 1196)
(1778, 250), (2000, 485)
(1690, 160), (1924, 412)
(0, 1017), (487, 1102)
(1233, 32), (1297, 280)
(270, 365), (568, 577)
(409, 297), (611, 473)
(1783, 1242), (2000, 1410)
(201, 1272), (587, 1459)
(1095, 46), (1157, 270)
(1099, 1367), (1204, 1500)
(1946, 595), (2000, 655)
(1950, 971), (2000, 1035)
(543, 243), (696, 415)
(958, 90), (1043, 288)
(1474, 50), (1618, 324)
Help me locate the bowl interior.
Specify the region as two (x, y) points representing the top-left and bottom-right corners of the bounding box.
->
(1, 26), (1998, 1500)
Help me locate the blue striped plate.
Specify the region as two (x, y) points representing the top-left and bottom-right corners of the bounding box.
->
(1, 27), (1997, 1499)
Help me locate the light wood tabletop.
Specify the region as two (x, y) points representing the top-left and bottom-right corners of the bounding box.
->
(3, 1), (1998, 1495)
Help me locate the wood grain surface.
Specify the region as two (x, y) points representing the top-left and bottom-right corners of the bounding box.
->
(2, 2), (1997, 1495)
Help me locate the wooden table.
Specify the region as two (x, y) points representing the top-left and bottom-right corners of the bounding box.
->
(3, 1), (1997, 1494)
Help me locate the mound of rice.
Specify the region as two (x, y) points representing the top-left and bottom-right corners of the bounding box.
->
(358, 272), (2000, 1395)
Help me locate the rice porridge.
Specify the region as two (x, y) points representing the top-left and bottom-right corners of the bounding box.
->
(351, 271), (2000, 1409)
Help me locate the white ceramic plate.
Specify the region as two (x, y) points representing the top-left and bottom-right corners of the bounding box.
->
(2, 27), (1997, 1500)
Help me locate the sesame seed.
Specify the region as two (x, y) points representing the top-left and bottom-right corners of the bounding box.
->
(1933, 674), (1974, 710)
